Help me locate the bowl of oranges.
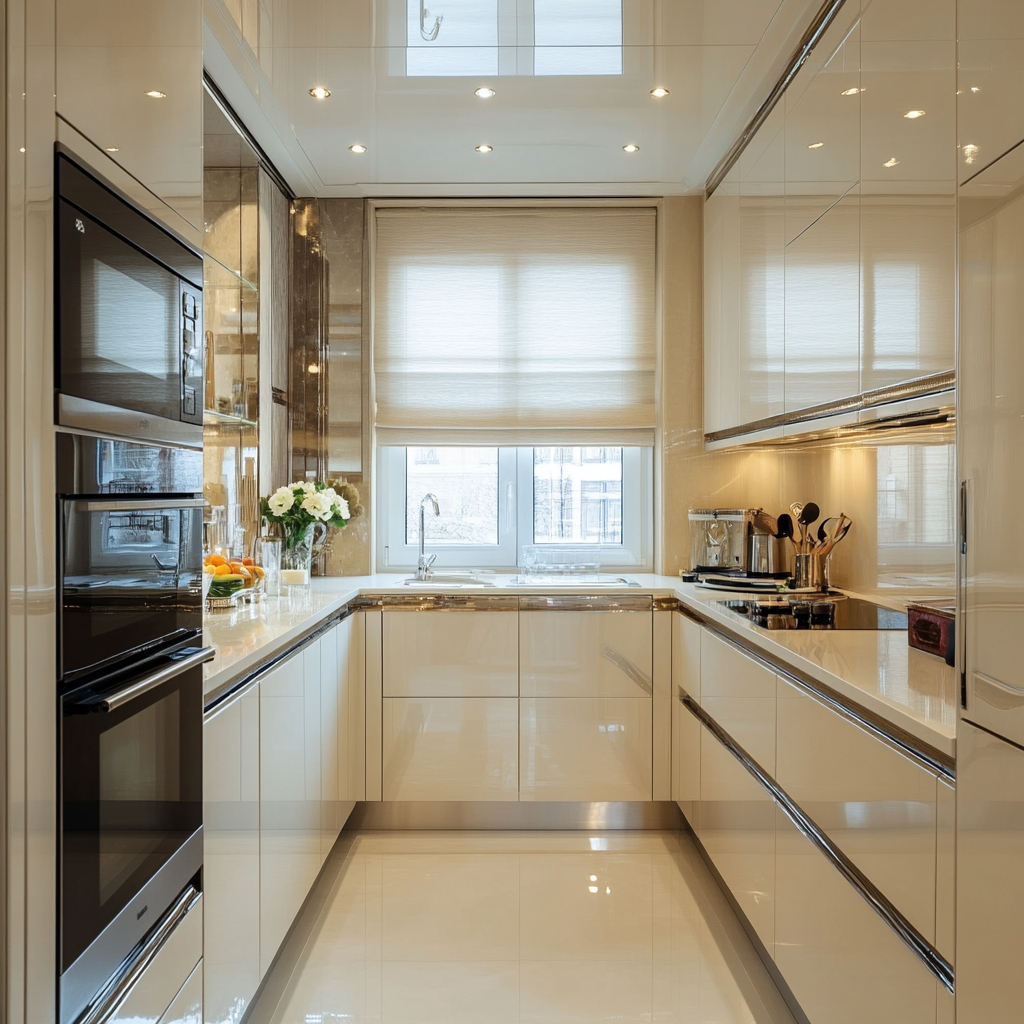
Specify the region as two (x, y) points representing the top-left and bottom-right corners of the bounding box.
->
(203, 554), (267, 608)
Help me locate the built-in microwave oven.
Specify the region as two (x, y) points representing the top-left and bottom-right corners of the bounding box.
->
(55, 149), (204, 448)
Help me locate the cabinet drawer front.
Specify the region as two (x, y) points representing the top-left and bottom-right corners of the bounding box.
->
(383, 697), (519, 801)
(695, 721), (775, 955)
(520, 611), (653, 697)
(776, 677), (937, 943)
(776, 813), (937, 1024)
(384, 610), (519, 697)
(700, 630), (775, 699)
(519, 697), (652, 801)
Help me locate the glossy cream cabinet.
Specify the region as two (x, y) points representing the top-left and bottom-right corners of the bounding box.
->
(775, 812), (937, 1024)
(675, 613), (952, 1022)
(703, 0), (956, 442)
(55, 0), (203, 230)
(203, 682), (260, 1024)
(374, 605), (659, 801)
(204, 617), (364, 1016)
(776, 678), (938, 943)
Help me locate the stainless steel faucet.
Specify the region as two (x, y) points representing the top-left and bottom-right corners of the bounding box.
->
(416, 493), (440, 580)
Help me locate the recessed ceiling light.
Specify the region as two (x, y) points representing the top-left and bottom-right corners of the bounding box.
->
(349, 144), (367, 154)
(650, 87), (669, 98)
(475, 144), (493, 154)
(904, 109), (926, 119)
(963, 143), (980, 164)
(840, 87), (864, 96)
(19, 147), (25, 153)
(623, 143), (640, 153)
(883, 157), (900, 168)
(808, 141), (825, 149)
(104, 146), (120, 153)
(308, 363), (320, 374)
(474, 86), (496, 99)
(309, 86), (331, 99)
(971, 86), (981, 94)
(145, 90), (167, 99)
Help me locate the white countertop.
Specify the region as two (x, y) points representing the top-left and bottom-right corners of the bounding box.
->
(202, 573), (957, 759)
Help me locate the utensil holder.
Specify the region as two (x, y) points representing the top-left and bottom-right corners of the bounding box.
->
(794, 552), (830, 591)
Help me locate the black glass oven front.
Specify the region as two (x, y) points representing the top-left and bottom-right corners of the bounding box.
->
(55, 152), (203, 439)
(59, 648), (206, 1022)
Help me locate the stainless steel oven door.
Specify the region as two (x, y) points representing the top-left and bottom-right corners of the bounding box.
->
(60, 497), (204, 685)
(59, 645), (212, 1024)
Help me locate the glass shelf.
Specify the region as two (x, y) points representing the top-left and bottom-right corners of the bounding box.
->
(204, 409), (258, 429)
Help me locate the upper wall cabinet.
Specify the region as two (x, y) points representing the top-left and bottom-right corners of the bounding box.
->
(56, 0), (203, 231)
(703, 0), (956, 444)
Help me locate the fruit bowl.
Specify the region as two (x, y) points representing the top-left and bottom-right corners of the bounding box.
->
(203, 555), (267, 609)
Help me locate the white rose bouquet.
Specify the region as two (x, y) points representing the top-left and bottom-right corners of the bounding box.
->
(261, 480), (351, 550)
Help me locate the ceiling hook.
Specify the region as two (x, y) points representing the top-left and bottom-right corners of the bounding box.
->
(419, 0), (442, 41)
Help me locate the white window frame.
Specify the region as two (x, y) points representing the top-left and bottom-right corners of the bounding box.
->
(377, 446), (653, 573)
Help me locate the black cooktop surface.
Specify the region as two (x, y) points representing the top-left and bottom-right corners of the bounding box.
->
(718, 596), (908, 631)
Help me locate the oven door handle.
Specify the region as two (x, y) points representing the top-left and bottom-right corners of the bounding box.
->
(81, 646), (216, 714)
(72, 498), (206, 512)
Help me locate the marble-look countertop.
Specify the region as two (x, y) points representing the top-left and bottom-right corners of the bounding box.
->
(202, 573), (957, 759)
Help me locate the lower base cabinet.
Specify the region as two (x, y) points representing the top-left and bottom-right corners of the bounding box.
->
(694, 722), (775, 956)
(775, 811), (937, 1024)
(519, 698), (652, 801)
(382, 697), (519, 800)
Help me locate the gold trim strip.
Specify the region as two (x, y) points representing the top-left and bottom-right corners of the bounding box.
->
(370, 595), (519, 612)
(518, 595), (654, 613)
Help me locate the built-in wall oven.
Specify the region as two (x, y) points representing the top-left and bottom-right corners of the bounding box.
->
(57, 429), (212, 1024)
(55, 148), (204, 448)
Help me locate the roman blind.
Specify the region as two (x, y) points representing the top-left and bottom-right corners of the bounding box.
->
(373, 206), (657, 446)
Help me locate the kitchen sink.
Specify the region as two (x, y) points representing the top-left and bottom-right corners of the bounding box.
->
(508, 574), (639, 587)
(400, 573), (498, 588)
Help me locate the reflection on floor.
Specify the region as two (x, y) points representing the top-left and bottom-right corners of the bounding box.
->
(248, 830), (797, 1024)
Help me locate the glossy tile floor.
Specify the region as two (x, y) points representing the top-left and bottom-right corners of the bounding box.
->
(249, 830), (797, 1024)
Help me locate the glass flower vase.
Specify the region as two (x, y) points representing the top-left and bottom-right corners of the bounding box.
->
(281, 523), (326, 587)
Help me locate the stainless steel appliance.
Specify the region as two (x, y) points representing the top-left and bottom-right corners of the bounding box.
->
(688, 508), (782, 576)
(55, 149), (203, 448)
(57, 431), (212, 1024)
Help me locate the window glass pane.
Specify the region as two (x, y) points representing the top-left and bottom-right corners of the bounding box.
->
(533, 447), (622, 544)
(406, 0), (498, 76)
(406, 447), (499, 545)
(534, 0), (622, 75)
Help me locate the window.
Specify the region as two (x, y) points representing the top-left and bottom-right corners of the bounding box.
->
(403, 0), (622, 77)
(378, 446), (651, 571)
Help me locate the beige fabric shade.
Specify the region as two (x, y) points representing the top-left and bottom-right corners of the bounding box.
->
(373, 206), (657, 446)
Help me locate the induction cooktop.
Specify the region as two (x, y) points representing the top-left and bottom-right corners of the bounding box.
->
(718, 596), (908, 631)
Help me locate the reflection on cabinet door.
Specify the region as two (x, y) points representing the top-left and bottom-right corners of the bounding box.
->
(519, 698), (652, 801)
(203, 684), (259, 1024)
(55, 0), (203, 229)
(260, 649), (321, 976)
(775, 811), (936, 1024)
(338, 614), (366, 803)
(520, 610), (653, 697)
(383, 609), (519, 697)
(672, 613), (702, 820)
(158, 960), (201, 1024)
(319, 626), (341, 859)
(695, 722), (775, 956)
(382, 697), (519, 801)
(776, 678), (937, 943)
(956, 720), (1024, 1022)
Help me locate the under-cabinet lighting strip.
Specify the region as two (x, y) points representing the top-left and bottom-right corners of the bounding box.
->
(705, 0), (851, 198)
(681, 692), (955, 993)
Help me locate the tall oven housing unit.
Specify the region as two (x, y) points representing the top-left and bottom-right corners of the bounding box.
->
(54, 150), (212, 1024)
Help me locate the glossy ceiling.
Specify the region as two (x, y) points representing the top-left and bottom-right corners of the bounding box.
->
(205, 0), (827, 196)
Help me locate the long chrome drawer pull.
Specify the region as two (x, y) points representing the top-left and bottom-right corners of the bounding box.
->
(76, 884), (201, 1024)
(680, 691), (955, 993)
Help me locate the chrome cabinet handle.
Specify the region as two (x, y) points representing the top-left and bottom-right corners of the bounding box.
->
(73, 498), (205, 513)
(71, 646), (216, 714)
